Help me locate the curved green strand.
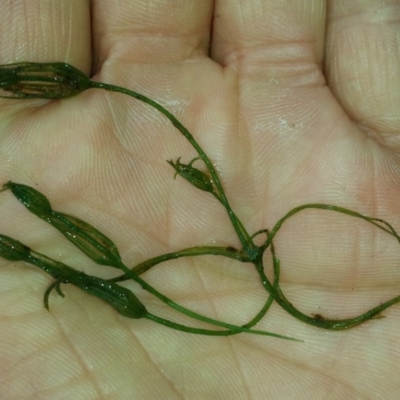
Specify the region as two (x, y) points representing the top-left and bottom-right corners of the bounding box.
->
(109, 246), (252, 282)
(145, 313), (302, 341)
(89, 80), (256, 255)
(256, 203), (400, 330)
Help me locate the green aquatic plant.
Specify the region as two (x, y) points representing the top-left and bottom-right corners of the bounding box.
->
(0, 232), (295, 339)
(0, 62), (254, 256)
(0, 181), (294, 340)
(1, 61), (400, 339)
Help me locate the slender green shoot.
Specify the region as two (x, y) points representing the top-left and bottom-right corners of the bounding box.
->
(0, 233), (300, 340)
(1, 61), (400, 339)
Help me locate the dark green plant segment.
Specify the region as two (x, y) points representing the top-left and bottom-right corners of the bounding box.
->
(0, 61), (399, 340)
(3, 181), (123, 267)
(0, 233), (300, 341)
(0, 233), (145, 318)
(0, 62), (90, 99)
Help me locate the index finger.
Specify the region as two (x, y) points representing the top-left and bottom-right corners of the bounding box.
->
(0, 0), (91, 74)
(91, 0), (214, 69)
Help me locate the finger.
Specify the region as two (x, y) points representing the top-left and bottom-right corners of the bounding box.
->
(208, 0), (330, 199)
(325, 1), (400, 142)
(0, 0), (91, 73)
(211, 0), (326, 80)
(91, 0), (213, 69)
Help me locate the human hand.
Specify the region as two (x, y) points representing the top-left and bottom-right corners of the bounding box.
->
(1, 1), (399, 398)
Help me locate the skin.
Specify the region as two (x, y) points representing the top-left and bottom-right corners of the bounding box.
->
(0, 0), (400, 399)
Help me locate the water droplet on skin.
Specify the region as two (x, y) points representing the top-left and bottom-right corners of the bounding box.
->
(213, 163), (223, 177)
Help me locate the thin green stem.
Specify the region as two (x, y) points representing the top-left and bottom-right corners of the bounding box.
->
(112, 230), (286, 340)
(89, 81), (255, 254)
(241, 236), (279, 329)
(256, 265), (400, 329)
(255, 204), (400, 329)
(115, 260), (274, 334)
(30, 245), (296, 339)
(145, 313), (302, 341)
(261, 203), (400, 252)
(113, 236), (279, 333)
(109, 245), (252, 282)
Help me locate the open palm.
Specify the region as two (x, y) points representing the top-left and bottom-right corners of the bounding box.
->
(1, 1), (400, 399)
